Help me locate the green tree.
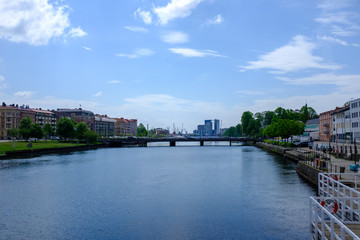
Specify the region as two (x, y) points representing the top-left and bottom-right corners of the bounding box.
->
(241, 111), (254, 136)
(84, 130), (98, 144)
(19, 116), (32, 140)
(56, 117), (75, 141)
(8, 128), (18, 149)
(274, 107), (288, 120)
(299, 104), (318, 123)
(30, 123), (43, 140)
(235, 124), (242, 137)
(137, 123), (148, 137)
(43, 123), (54, 141)
(75, 122), (89, 141)
(224, 126), (236, 137)
(264, 111), (275, 126)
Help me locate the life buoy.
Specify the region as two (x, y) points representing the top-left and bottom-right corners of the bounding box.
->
(321, 201), (325, 207)
(334, 175), (338, 181)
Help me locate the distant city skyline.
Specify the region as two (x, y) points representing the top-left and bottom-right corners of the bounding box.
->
(0, 0), (360, 131)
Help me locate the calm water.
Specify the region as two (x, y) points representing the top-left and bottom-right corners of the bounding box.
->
(0, 145), (316, 240)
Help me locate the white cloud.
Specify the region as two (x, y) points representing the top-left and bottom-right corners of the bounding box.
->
(315, 7), (360, 36)
(93, 91), (102, 97)
(169, 48), (227, 57)
(124, 26), (148, 33)
(318, 35), (348, 46)
(107, 80), (122, 84)
(239, 35), (341, 73)
(204, 14), (224, 26)
(14, 91), (35, 99)
(236, 90), (265, 96)
(83, 46), (92, 51)
(161, 31), (189, 44)
(318, 0), (355, 10)
(330, 25), (359, 36)
(0, 74), (7, 88)
(134, 8), (152, 25)
(68, 27), (87, 38)
(277, 73), (360, 93)
(116, 49), (154, 58)
(353, 43), (360, 47)
(153, 0), (203, 25)
(0, 0), (70, 45)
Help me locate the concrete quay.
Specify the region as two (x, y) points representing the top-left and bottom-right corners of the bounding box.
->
(256, 142), (359, 186)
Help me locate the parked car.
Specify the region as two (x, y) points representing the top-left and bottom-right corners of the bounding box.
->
(51, 136), (60, 140)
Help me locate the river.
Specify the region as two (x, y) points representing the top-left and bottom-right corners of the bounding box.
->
(0, 145), (316, 239)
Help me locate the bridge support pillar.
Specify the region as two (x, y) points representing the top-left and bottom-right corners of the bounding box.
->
(230, 141), (232, 146)
(170, 141), (176, 147)
(200, 141), (204, 146)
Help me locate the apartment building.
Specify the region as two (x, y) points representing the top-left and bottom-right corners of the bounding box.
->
(319, 110), (333, 142)
(54, 108), (95, 131)
(350, 98), (360, 142)
(31, 108), (57, 131)
(332, 106), (351, 143)
(95, 115), (116, 137)
(113, 118), (137, 136)
(0, 103), (20, 139)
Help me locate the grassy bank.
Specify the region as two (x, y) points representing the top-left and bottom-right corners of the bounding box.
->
(0, 141), (88, 155)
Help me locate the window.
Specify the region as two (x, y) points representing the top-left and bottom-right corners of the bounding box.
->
(352, 122), (359, 128)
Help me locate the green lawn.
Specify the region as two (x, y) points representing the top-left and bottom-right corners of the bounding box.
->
(0, 140), (87, 155)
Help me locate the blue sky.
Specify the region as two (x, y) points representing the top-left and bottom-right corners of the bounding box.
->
(0, 0), (360, 132)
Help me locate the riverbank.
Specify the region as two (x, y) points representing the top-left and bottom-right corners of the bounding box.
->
(256, 142), (357, 186)
(0, 141), (104, 159)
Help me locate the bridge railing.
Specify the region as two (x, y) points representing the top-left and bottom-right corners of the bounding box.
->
(319, 173), (360, 199)
(310, 197), (360, 240)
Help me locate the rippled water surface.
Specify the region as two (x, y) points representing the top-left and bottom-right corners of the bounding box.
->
(0, 146), (316, 239)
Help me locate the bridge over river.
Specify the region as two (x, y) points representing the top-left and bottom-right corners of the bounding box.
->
(99, 137), (257, 147)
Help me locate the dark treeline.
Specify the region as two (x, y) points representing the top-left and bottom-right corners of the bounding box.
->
(224, 104), (318, 139)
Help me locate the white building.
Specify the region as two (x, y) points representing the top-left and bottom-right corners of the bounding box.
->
(332, 106), (351, 143)
(350, 98), (360, 142)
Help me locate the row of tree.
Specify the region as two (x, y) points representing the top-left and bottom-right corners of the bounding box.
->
(224, 104), (317, 139)
(9, 116), (98, 143)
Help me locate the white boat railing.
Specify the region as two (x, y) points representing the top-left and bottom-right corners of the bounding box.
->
(319, 173), (360, 199)
(310, 197), (360, 240)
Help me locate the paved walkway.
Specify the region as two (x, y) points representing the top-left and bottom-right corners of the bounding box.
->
(299, 146), (358, 174)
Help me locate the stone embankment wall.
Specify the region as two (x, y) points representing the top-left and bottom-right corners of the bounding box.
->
(256, 142), (320, 186)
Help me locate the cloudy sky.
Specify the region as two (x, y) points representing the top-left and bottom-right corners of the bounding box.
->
(0, 0), (360, 132)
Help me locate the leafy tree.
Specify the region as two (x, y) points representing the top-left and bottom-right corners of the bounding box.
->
(264, 111), (275, 126)
(43, 123), (54, 141)
(56, 117), (75, 141)
(8, 128), (18, 149)
(19, 116), (32, 140)
(241, 111), (253, 136)
(137, 123), (148, 137)
(299, 104), (318, 123)
(30, 123), (43, 140)
(274, 107), (288, 120)
(84, 130), (98, 144)
(235, 124), (242, 137)
(224, 126), (236, 137)
(75, 122), (89, 141)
